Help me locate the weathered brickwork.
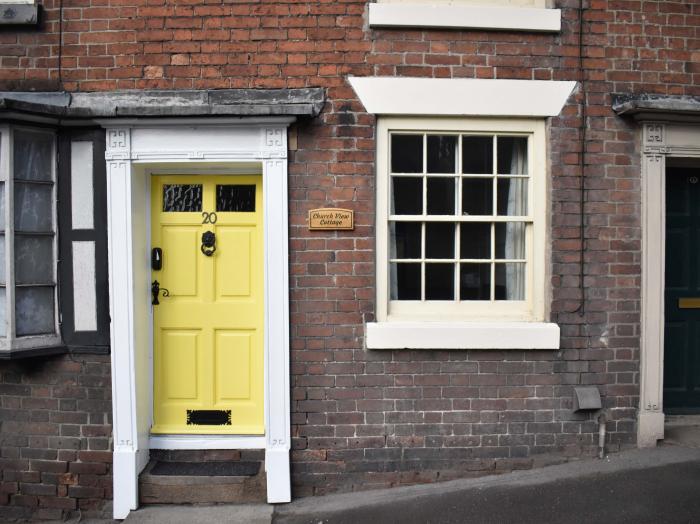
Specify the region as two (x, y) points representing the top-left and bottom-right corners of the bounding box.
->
(1, 0), (699, 517)
(0, 355), (112, 521)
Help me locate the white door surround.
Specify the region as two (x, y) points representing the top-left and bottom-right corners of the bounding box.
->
(639, 122), (700, 447)
(104, 119), (293, 519)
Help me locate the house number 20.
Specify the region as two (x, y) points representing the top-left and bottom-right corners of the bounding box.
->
(202, 212), (218, 224)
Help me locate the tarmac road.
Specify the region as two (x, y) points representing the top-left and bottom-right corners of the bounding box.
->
(122, 446), (700, 524)
(274, 446), (700, 524)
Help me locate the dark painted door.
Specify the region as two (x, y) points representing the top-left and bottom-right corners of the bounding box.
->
(665, 167), (700, 413)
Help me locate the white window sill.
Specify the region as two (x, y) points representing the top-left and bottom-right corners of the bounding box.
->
(368, 3), (560, 33)
(366, 321), (560, 350)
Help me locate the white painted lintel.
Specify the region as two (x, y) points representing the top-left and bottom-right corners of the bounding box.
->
(349, 77), (577, 118)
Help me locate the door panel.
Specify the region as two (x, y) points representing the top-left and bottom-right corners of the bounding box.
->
(160, 330), (200, 400)
(151, 175), (264, 434)
(215, 331), (252, 400)
(161, 227), (199, 296)
(664, 168), (700, 412)
(217, 228), (253, 297)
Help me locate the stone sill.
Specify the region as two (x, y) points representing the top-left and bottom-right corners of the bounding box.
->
(368, 3), (561, 33)
(366, 321), (560, 350)
(0, 3), (38, 25)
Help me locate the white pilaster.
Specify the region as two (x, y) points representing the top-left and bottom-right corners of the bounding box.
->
(639, 125), (666, 447)
(106, 127), (140, 519)
(263, 146), (291, 503)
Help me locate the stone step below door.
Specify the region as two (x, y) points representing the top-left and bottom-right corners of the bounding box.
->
(139, 450), (266, 505)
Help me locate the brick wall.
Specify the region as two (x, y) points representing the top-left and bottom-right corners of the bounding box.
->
(0, 355), (112, 521)
(1, 0), (699, 516)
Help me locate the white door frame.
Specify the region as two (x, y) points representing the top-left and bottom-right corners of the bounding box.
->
(103, 119), (293, 519)
(639, 121), (700, 447)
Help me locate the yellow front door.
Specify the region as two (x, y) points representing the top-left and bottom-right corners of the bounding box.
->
(151, 175), (264, 435)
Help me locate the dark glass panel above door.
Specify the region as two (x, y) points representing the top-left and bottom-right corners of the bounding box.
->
(216, 185), (256, 212)
(163, 184), (203, 212)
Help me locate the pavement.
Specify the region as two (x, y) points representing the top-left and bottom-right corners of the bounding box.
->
(58, 423), (700, 524)
(113, 443), (700, 524)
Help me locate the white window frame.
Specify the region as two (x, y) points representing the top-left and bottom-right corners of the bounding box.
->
(369, 116), (559, 350)
(368, 0), (561, 33)
(0, 125), (61, 354)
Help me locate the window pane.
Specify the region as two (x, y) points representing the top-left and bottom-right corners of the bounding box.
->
(0, 182), (5, 231)
(495, 223), (526, 260)
(163, 184), (202, 212)
(16, 286), (55, 336)
(216, 185), (255, 212)
(391, 177), (423, 215)
(391, 134), (423, 173)
(0, 287), (5, 337)
(426, 222), (454, 259)
(427, 177), (455, 215)
(425, 263), (454, 300)
(497, 178), (528, 216)
(15, 235), (53, 285)
(460, 263), (490, 300)
(462, 136), (492, 174)
(462, 178), (493, 216)
(390, 263), (421, 300)
(13, 130), (53, 182)
(0, 234), (4, 285)
(460, 223), (490, 259)
(495, 263), (525, 300)
(14, 183), (53, 232)
(497, 136), (528, 175)
(390, 222), (421, 259)
(427, 135), (456, 174)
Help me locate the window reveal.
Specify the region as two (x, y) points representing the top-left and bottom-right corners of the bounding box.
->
(389, 132), (530, 303)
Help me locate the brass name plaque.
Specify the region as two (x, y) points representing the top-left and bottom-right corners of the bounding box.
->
(679, 298), (700, 309)
(308, 208), (354, 230)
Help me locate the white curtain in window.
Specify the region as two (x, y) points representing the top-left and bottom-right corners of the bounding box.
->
(505, 139), (527, 300)
(389, 223), (398, 300)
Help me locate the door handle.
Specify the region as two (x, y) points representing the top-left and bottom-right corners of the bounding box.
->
(151, 280), (170, 305)
(679, 298), (700, 309)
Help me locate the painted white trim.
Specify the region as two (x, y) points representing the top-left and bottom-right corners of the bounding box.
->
(368, 3), (561, 32)
(106, 137), (142, 519)
(263, 158), (292, 504)
(366, 321), (559, 349)
(150, 435), (267, 450)
(349, 77), (577, 118)
(639, 122), (700, 448)
(105, 121), (293, 519)
(375, 117), (548, 323)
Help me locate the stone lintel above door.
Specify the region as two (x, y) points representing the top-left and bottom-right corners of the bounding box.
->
(0, 88), (325, 123)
